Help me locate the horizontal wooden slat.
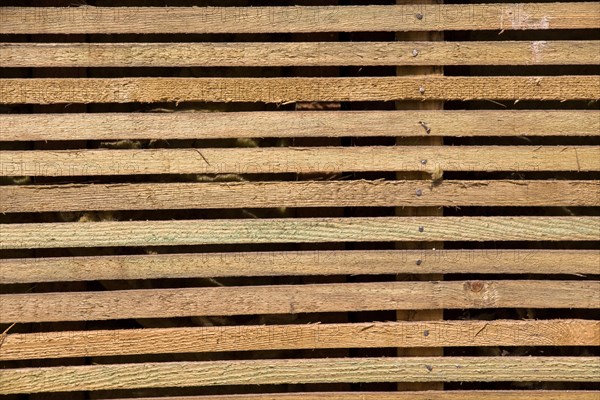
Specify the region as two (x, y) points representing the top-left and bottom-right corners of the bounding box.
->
(2, 180), (597, 213)
(1, 3), (598, 34)
(1, 281), (598, 323)
(2, 250), (598, 284)
(2, 41), (598, 67)
(1, 76), (598, 104)
(1, 217), (599, 249)
(1, 320), (596, 361)
(2, 146), (598, 176)
(2, 111), (598, 141)
(107, 392), (600, 400)
(1, 357), (598, 394)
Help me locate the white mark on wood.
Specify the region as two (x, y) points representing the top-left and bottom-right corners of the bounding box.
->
(531, 41), (547, 63)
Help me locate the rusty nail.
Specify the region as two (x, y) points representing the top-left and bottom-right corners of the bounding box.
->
(416, 259), (422, 265)
(423, 330), (429, 337)
(415, 12), (424, 20)
(412, 49), (419, 57)
(418, 226), (425, 232)
(416, 189), (423, 196)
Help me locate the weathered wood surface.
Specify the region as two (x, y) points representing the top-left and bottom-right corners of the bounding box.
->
(1, 3), (598, 34)
(1, 217), (599, 249)
(1, 357), (598, 394)
(3, 249), (596, 284)
(3, 111), (597, 141)
(2, 147), (598, 176)
(1, 76), (598, 104)
(2, 41), (598, 67)
(1, 281), (598, 323)
(106, 392), (600, 400)
(1, 320), (596, 361)
(2, 180), (597, 213)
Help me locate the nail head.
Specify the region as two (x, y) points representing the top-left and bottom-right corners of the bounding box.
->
(418, 226), (425, 232)
(412, 49), (419, 57)
(415, 12), (424, 20)
(416, 189), (423, 196)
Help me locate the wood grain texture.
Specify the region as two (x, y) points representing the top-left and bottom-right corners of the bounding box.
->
(1, 281), (598, 323)
(2, 180), (597, 213)
(105, 392), (600, 400)
(1, 357), (598, 394)
(1, 217), (599, 249)
(2, 41), (598, 67)
(1, 76), (598, 104)
(1, 320), (597, 361)
(3, 249), (597, 284)
(1, 3), (598, 34)
(2, 111), (597, 141)
(2, 146), (598, 176)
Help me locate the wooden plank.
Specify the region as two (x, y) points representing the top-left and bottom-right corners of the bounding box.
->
(1, 320), (596, 361)
(3, 249), (597, 284)
(1, 357), (598, 394)
(2, 180), (597, 213)
(2, 111), (598, 141)
(2, 41), (598, 67)
(1, 217), (598, 250)
(1, 76), (598, 104)
(2, 146), (598, 177)
(1, 3), (598, 34)
(1, 281), (598, 323)
(104, 392), (600, 400)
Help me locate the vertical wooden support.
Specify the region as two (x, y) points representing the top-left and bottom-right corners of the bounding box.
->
(395, 0), (445, 391)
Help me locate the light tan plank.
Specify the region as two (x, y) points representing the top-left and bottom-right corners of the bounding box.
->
(1, 281), (598, 323)
(1, 320), (597, 361)
(1, 3), (598, 34)
(1, 180), (597, 213)
(105, 392), (600, 400)
(2, 111), (598, 141)
(2, 41), (598, 67)
(1, 357), (598, 394)
(3, 249), (597, 284)
(1, 76), (598, 104)
(2, 146), (598, 177)
(2, 217), (599, 250)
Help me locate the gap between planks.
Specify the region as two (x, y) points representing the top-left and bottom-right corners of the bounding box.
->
(1, 357), (598, 394)
(2, 249), (598, 284)
(1, 41), (598, 67)
(1, 281), (598, 323)
(2, 111), (598, 141)
(2, 146), (599, 176)
(1, 3), (598, 34)
(0, 320), (597, 361)
(1, 76), (599, 104)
